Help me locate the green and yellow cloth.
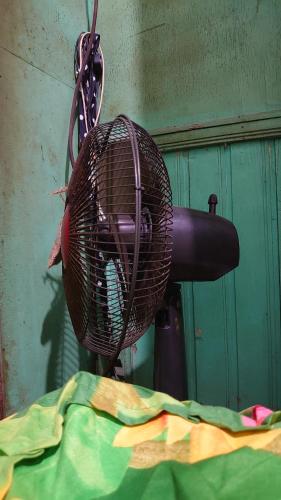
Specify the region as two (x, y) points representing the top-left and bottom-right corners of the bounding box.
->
(1, 371), (281, 499)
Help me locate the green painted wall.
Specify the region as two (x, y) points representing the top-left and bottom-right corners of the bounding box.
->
(0, 0), (90, 414)
(97, 0), (281, 129)
(0, 0), (281, 414)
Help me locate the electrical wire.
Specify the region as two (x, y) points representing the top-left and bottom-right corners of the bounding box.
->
(76, 33), (104, 136)
(68, 0), (99, 169)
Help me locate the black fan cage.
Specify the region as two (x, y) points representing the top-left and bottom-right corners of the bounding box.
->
(63, 115), (173, 357)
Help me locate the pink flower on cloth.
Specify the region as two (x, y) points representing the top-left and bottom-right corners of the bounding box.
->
(241, 405), (273, 427)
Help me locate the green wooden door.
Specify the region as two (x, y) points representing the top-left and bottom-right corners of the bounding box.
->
(170, 139), (281, 411)
(132, 140), (281, 409)
(132, 139), (281, 411)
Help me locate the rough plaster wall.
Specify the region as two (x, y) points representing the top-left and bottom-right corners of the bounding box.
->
(97, 0), (281, 129)
(0, 1), (90, 414)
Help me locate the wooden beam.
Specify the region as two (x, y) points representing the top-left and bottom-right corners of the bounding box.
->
(152, 111), (281, 152)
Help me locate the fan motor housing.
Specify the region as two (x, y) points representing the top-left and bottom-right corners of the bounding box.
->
(170, 206), (239, 282)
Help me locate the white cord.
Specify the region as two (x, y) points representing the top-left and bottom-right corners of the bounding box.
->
(95, 45), (105, 125)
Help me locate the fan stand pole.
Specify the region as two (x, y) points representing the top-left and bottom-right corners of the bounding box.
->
(153, 282), (187, 401)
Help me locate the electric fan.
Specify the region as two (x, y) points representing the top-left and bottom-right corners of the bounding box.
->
(62, 116), (173, 357)
(61, 115), (239, 397)
(49, 0), (239, 399)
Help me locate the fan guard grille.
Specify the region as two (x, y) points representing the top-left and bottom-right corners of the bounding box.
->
(62, 116), (173, 357)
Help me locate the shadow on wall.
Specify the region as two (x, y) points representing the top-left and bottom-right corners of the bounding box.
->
(41, 272), (90, 393)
